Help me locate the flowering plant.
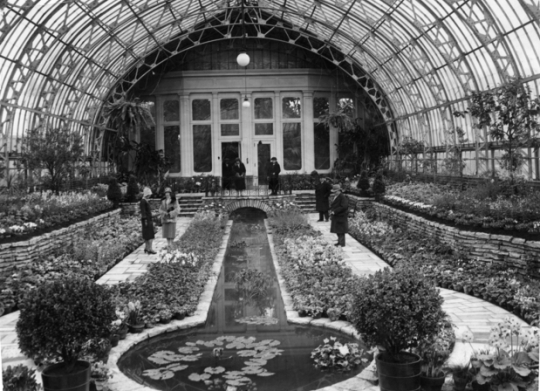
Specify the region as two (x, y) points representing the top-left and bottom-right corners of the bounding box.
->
(310, 337), (366, 372)
(127, 300), (143, 325)
(416, 326), (452, 377)
(157, 249), (199, 267)
(462, 318), (539, 391)
(91, 361), (112, 380)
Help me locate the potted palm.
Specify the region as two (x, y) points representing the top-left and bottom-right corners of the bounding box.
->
(350, 267), (447, 391)
(16, 276), (116, 391)
(127, 300), (145, 333)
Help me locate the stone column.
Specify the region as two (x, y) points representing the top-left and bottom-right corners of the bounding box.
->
(241, 92), (253, 175)
(274, 91), (282, 170)
(212, 92), (220, 176)
(180, 94), (191, 176)
(303, 91), (314, 174)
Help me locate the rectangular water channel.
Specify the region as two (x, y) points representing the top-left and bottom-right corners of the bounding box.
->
(118, 209), (365, 391)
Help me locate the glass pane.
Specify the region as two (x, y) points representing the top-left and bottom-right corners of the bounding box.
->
(140, 97), (156, 150)
(193, 124), (212, 172)
(283, 123), (302, 170)
(221, 124), (239, 136)
(313, 97), (329, 118)
(192, 99), (211, 121)
(164, 126), (181, 173)
(163, 100), (179, 122)
(220, 99), (239, 120)
(255, 123), (273, 135)
(314, 123), (330, 169)
(282, 97), (301, 119)
(255, 98), (273, 119)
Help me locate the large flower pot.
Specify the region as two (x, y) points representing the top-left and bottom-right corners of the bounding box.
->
(420, 372), (446, 391)
(376, 352), (422, 391)
(42, 361), (91, 391)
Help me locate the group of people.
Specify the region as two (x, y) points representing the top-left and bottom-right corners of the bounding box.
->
(222, 156), (281, 195)
(315, 175), (349, 247)
(139, 186), (181, 254)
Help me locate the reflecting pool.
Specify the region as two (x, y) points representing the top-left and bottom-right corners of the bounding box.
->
(118, 208), (366, 391)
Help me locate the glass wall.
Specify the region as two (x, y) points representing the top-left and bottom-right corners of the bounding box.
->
(163, 98), (180, 173)
(192, 98), (212, 172)
(282, 96), (302, 170)
(254, 97), (274, 135)
(313, 96), (330, 170)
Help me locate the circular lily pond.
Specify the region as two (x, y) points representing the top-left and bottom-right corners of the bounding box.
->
(118, 326), (368, 391)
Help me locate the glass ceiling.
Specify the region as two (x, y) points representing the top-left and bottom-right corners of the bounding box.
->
(1, 0), (539, 155)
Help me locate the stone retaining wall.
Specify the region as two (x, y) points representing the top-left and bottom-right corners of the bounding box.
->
(347, 195), (540, 276)
(0, 209), (121, 276)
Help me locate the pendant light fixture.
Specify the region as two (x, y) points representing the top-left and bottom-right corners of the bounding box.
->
(236, 0), (250, 67)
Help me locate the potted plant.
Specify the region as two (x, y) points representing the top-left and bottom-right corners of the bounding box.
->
(2, 365), (41, 391)
(106, 177), (122, 208)
(450, 364), (473, 391)
(356, 170), (370, 196)
(417, 337), (451, 391)
(16, 276), (116, 391)
(327, 307), (342, 322)
(469, 317), (539, 391)
(90, 361), (112, 391)
(158, 308), (173, 324)
(127, 300), (145, 333)
(350, 267), (447, 391)
(371, 172), (386, 200)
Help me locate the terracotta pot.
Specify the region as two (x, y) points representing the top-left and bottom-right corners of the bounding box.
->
(420, 372), (446, 391)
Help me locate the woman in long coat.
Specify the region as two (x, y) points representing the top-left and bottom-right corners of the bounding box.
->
(232, 158), (246, 195)
(330, 184), (349, 247)
(140, 187), (156, 254)
(315, 175), (332, 222)
(159, 187), (180, 250)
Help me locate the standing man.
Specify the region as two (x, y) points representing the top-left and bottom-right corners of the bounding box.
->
(267, 157), (281, 196)
(330, 184), (349, 247)
(314, 174), (332, 222)
(222, 158), (233, 191)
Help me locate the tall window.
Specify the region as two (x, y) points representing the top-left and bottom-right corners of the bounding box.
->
(254, 97), (273, 135)
(192, 98), (212, 172)
(220, 98), (239, 136)
(313, 96), (330, 169)
(282, 96), (302, 170)
(163, 98), (180, 173)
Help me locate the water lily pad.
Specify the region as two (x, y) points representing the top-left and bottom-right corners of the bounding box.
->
(185, 342), (197, 346)
(188, 373), (212, 382)
(142, 368), (174, 380)
(148, 351), (184, 365)
(245, 358), (267, 366)
(226, 378), (252, 386)
(204, 366), (226, 375)
(203, 341), (216, 348)
(195, 340), (206, 345)
(237, 350), (257, 357)
(269, 340), (281, 347)
(235, 316), (279, 325)
(178, 346), (199, 354)
(223, 371), (245, 379)
(226, 342), (246, 350)
(241, 366), (263, 374)
(217, 335), (237, 342)
(179, 353), (203, 362)
(255, 352), (277, 360)
(165, 363), (188, 372)
(257, 371), (275, 377)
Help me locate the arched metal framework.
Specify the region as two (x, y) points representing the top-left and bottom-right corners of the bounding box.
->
(1, 0), (540, 175)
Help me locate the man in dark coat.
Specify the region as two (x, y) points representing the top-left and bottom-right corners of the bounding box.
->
(330, 184), (349, 247)
(267, 157), (281, 195)
(315, 175), (332, 222)
(222, 158), (233, 191)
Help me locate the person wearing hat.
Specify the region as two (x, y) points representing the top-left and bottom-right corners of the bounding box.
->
(314, 174), (332, 222)
(159, 187), (181, 250)
(140, 187), (156, 254)
(232, 158), (247, 195)
(267, 157), (281, 195)
(329, 184), (349, 247)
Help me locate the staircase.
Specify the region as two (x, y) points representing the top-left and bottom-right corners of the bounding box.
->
(294, 192), (316, 213)
(178, 195), (204, 217)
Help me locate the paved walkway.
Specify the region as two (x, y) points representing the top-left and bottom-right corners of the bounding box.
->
(0, 213), (531, 389)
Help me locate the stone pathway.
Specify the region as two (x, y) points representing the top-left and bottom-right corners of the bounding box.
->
(0, 213), (532, 391)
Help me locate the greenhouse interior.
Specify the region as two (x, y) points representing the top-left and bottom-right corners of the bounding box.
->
(1, 0), (539, 391)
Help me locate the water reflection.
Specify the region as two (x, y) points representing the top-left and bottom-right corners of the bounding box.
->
(118, 208), (365, 391)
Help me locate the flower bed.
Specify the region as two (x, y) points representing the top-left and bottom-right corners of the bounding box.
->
(0, 215), (146, 316)
(110, 210), (227, 325)
(269, 208), (360, 319)
(385, 182), (540, 237)
(0, 191), (112, 243)
(348, 210), (540, 326)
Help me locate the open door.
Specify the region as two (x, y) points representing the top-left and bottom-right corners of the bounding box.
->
(257, 143), (271, 185)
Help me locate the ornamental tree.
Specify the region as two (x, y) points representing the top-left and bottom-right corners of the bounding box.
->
(20, 127), (84, 192)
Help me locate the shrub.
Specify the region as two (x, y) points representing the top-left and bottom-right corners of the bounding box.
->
(106, 177), (122, 207)
(125, 176), (140, 202)
(2, 365), (40, 391)
(349, 267), (446, 362)
(356, 171), (370, 193)
(371, 173), (386, 198)
(16, 276), (116, 371)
